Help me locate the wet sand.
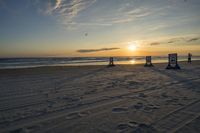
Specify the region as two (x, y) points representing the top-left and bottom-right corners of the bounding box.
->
(0, 61), (200, 133)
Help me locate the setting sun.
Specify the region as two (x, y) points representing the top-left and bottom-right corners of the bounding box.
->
(128, 43), (138, 51)
(128, 45), (137, 51)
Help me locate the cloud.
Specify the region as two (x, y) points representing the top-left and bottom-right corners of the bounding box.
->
(77, 47), (120, 53)
(148, 35), (200, 46)
(1, 0), (154, 29)
(54, 0), (96, 23)
(149, 24), (168, 31)
(167, 36), (200, 44)
(56, 0), (96, 20)
(94, 7), (152, 26)
(167, 41), (175, 43)
(166, 37), (183, 44)
(187, 37), (200, 42)
(54, 0), (61, 10)
(33, 0), (186, 30)
(110, 8), (151, 24)
(36, 0), (155, 29)
(37, 0), (96, 24)
(64, 3), (152, 29)
(150, 42), (160, 46)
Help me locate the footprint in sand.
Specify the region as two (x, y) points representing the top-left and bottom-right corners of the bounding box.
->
(128, 121), (138, 127)
(116, 121), (138, 132)
(133, 123), (157, 133)
(65, 112), (81, 120)
(117, 123), (130, 130)
(133, 102), (143, 110)
(143, 104), (160, 113)
(148, 104), (160, 109)
(128, 81), (139, 86)
(112, 107), (128, 113)
(79, 111), (91, 117)
(138, 93), (147, 98)
(143, 106), (153, 113)
(27, 125), (41, 132)
(165, 98), (180, 105)
(65, 111), (90, 120)
(84, 89), (97, 95)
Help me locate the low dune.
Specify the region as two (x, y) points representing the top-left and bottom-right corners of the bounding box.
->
(0, 61), (200, 133)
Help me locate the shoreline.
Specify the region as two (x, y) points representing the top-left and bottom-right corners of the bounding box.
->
(1, 55), (200, 70)
(0, 60), (199, 71)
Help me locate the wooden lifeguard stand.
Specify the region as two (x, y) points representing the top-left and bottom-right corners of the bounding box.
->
(144, 56), (153, 67)
(188, 53), (192, 63)
(166, 53), (180, 69)
(108, 57), (115, 67)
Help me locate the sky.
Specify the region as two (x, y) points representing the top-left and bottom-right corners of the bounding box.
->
(0, 0), (200, 57)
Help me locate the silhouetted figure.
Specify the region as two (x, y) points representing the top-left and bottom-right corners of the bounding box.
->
(188, 53), (192, 63)
(144, 56), (153, 67)
(108, 57), (115, 67)
(166, 53), (181, 69)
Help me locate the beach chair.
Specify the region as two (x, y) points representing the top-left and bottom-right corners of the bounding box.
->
(166, 53), (180, 69)
(108, 57), (115, 67)
(144, 56), (153, 67)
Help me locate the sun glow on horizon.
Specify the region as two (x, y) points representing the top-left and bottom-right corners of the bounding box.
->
(130, 59), (136, 64)
(128, 42), (139, 51)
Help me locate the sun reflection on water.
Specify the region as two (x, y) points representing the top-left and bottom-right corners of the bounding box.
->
(130, 59), (136, 64)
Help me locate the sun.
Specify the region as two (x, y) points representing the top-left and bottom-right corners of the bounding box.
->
(128, 44), (137, 51)
(127, 41), (140, 51)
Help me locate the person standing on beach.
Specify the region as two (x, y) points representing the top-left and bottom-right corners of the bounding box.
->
(188, 53), (192, 63)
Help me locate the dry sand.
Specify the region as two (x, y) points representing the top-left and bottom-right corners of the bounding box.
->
(0, 61), (200, 133)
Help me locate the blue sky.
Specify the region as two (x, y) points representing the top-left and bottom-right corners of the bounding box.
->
(0, 0), (200, 57)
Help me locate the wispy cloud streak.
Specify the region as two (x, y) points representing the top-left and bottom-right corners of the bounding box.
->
(187, 37), (200, 42)
(149, 35), (200, 46)
(77, 47), (120, 53)
(37, 0), (155, 28)
(150, 42), (160, 46)
(37, 0), (96, 25)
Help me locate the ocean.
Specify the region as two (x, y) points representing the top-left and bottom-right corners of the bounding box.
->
(0, 56), (200, 69)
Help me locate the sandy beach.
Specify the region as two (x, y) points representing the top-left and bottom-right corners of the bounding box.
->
(0, 61), (200, 133)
